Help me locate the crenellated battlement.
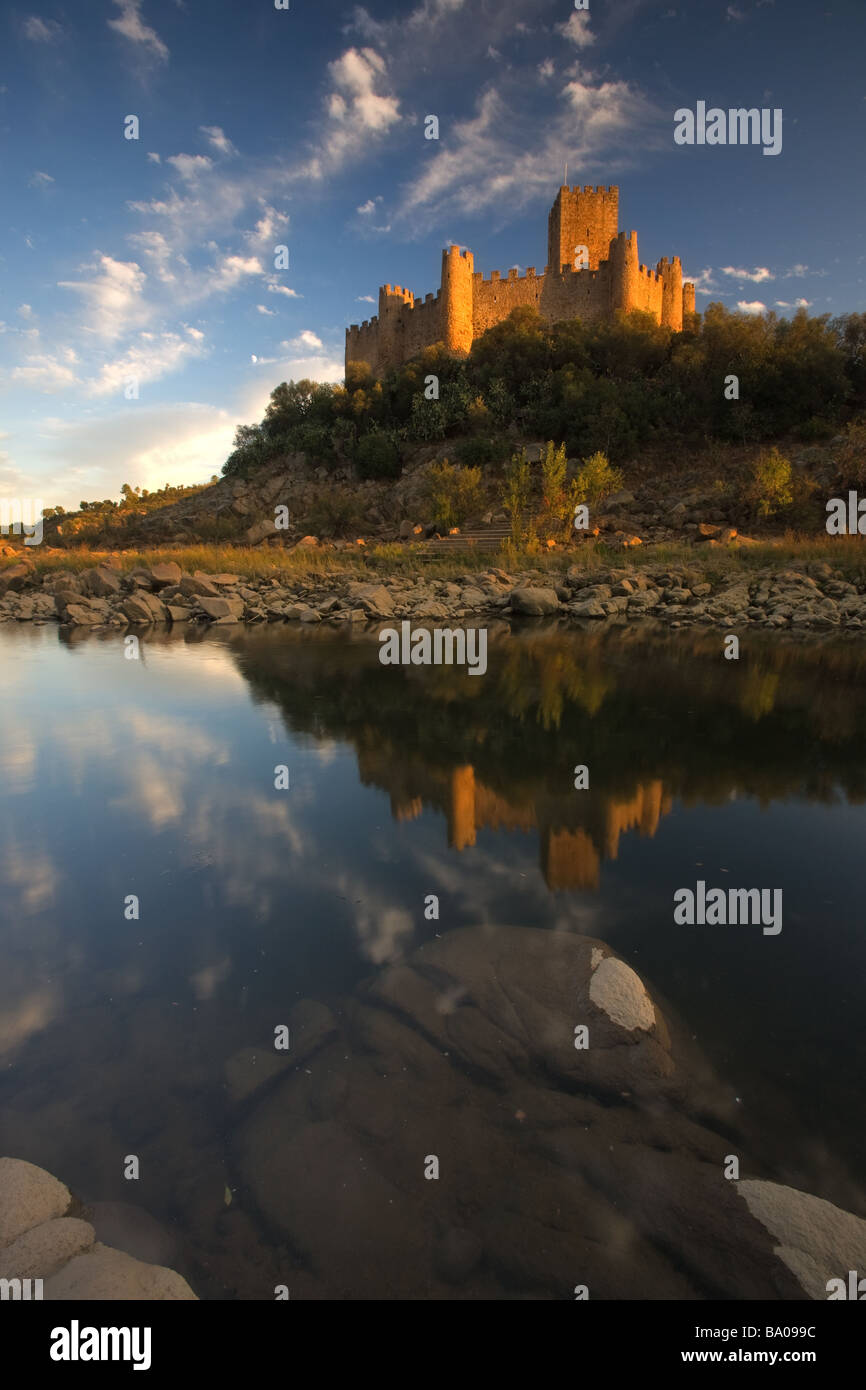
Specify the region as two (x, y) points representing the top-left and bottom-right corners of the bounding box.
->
(347, 181), (694, 375)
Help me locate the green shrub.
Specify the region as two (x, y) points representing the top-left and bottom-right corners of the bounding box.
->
(797, 415), (835, 442)
(355, 431), (402, 480)
(453, 435), (509, 469)
(303, 489), (364, 538)
(427, 460), (484, 528)
(746, 446), (794, 517)
(501, 448), (531, 542)
(571, 450), (624, 507)
(832, 416), (866, 490)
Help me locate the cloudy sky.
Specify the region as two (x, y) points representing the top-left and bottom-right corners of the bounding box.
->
(1, 0), (864, 509)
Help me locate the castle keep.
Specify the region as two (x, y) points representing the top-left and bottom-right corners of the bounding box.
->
(346, 185), (696, 377)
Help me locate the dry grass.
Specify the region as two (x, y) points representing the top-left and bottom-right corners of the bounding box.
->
(2, 532), (865, 585)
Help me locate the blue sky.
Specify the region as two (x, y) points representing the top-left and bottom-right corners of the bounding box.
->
(1, 0), (864, 510)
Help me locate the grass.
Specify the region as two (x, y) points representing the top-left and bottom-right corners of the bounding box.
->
(2, 532), (865, 586)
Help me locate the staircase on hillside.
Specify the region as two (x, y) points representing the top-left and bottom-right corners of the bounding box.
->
(419, 502), (549, 557)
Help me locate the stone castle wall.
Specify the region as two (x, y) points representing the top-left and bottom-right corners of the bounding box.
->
(346, 185), (695, 377)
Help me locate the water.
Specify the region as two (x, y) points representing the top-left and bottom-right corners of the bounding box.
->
(1, 620), (865, 1299)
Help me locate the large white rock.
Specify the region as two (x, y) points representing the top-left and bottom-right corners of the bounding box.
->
(589, 955), (656, 1032)
(0, 1158), (70, 1248)
(0, 1217), (94, 1280)
(737, 1180), (866, 1300)
(44, 1242), (198, 1300)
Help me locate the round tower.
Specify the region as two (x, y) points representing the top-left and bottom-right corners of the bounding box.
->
(609, 230), (639, 315)
(658, 255), (683, 331)
(440, 245), (475, 357)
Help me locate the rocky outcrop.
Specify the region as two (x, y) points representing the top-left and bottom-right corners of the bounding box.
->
(228, 928), (861, 1300)
(0, 1157), (197, 1299)
(3, 558), (866, 636)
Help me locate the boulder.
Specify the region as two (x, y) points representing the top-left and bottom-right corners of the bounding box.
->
(246, 519), (277, 545)
(509, 586), (560, 616)
(63, 602), (103, 626)
(179, 573), (221, 599)
(44, 1242), (197, 1300)
(346, 583), (394, 617)
(81, 566), (122, 597)
(0, 1158), (70, 1247)
(0, 562), (35, 596)
(122, 593), (164, 624)
(148, 562), (182, 589)
(0, 1217), (94, 1281)
(569, 599), (607, 619)
(196, 595), (244, 621)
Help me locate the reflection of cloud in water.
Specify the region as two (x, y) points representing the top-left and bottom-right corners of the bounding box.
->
(333, 871), (414, 965)
(408, 842), (607, 939)
(111, 752), (188, 828)
(121, 710), (231, 765)
(0, 985), (60, 1056)
(1, 844), (60, 914)
(190, 956), (232, 1002)
(0, 722), (37, 792)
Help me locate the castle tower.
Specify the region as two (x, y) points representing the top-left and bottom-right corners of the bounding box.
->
(548, 184), (619, 273)
(683, 280), (696, 319)
(377, 284), (413, 372)
(440, 245), (475, 357)
(609, 230), (639, 315)
(657, 255), (683, 331)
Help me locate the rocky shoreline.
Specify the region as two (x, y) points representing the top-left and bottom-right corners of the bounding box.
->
(1, 554), (866, 635)
(0, 1157), (197, 1299)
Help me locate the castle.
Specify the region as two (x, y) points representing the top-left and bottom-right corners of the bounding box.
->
(346, 184), (696, 377)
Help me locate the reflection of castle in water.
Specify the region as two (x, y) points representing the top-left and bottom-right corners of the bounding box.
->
(357, 746), (671, 891)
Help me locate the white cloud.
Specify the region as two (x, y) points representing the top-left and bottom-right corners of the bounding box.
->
(400, 72), (660, 222)
(166, 153), (214, 181)
(267, 283), (301, 299)
(282, 330), (323, 351)
(785, 264), (809, 277)
(245, 204), (290, 249)
(538, 58), (555, 80)
(357, 198), (379, 215)
(256, 304), (276, 316)
(17, 304), (33, 319)
(107, 0), (169, 64)
(9, 350), (79, 394)
(736, 300), (767, 314)
(721, 265), (774, 283)
(147, 151), (161, 164)
(57, 254), (148, 341)
(22, 16), (62, 42)
(126, 229), (181, 284)
(199, 125), (237, 157)
(304, 47), (401, 179)
(28, 171), (54, 188)
(87, 328), (207, 397)
(726, 5), (744, 19)
(775, 298), (812, 309)
(356, 294), (376, 303)
(685, 268), (717, 294)
(211, 254), (263, 293)
(559, 12), (595, 48)
(35, 402), (237, 508)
